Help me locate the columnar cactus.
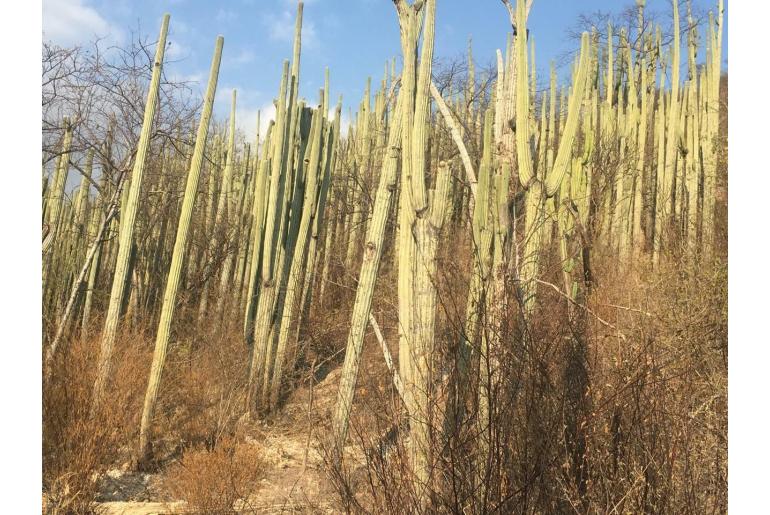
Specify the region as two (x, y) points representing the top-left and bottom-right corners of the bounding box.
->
(245, 61), (291, 414)
(452, 109), (494, 420)
(81, 172), (109, 335)
(653, 0), (680, 266)
(232, 144), (254, 308)
(617, 28), (636, 261)
(344, 79), (371, 272)
(44, 118), (73, 241)
(45, 169), (128, 373)
(684, 16), (700, 256)
(214, 89), (239, 314)
(242, 120), (274, 340)
(258, 102), (313, 404)
(633, 56), (649, 253)
(42, 118), (73, 295)
(516, 1), (591, 312)
(92, 14), (170, 413)
(394, 0), (422, 427)
(138, 35), (224, 464)
(244, 1), (306, 416)
(73, 150), (94, 242)
(391, 0), (444, 499)
(331, 88), (405, 455)
(294, 98), (341, 352)
(237, 112), (262, 311)
(654, 61), (667, 249)
(267, 98), (325, 409)
(701, 0), (723, 257)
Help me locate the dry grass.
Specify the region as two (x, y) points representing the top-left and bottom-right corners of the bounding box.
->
(163, 436), (264, 514)
(325, 242), (728, 513)
(43, 329), (151, 514)
(42, 309), (255, 513)
(42, 221), (727, 515)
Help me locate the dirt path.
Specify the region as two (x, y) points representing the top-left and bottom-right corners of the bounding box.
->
(93, 327), (395, 514)
(94, 368), (349, 514)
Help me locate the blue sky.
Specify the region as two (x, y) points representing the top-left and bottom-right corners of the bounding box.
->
(42, 0), (727, 141)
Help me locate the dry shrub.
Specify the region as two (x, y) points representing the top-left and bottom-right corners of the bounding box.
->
(42, 312), (250, 512)
(326, 242), (727, 513)
(163, 436), (264, 514)
(43, 327), (153, 514)
(150, 312), (249, 456)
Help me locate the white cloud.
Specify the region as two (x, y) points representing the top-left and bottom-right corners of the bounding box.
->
(43, 0), (121, 46)
(238, 102), (277, 146)
(165, 39), (190, 60)
(263, 9), (318, 49)
(172, 19), (191, 35)
(215, 8), (237, 24)
(213, 87), (273, 144)
(228, 48), (256, 66)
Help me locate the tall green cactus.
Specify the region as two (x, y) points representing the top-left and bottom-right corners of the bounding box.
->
(214, 89), (239, 314)
(411, 158), (450, 495)
(653, 0), (680, 266)
(267, 98), (325, 410)
(92, 14), (170, 413)
(42, 118), (73, 295)
(242, 121), (274, 342)
(294, 98), (340, 359)
(395, 0), (422, 427)
(392, 0), (443, 499)
(632, 55), (649, 254)
(138, 35), (223, 464)
(259, 103), (314, 405)
(244, 2), (306, 415)
(81, 172), (109, 335)
(516, 4), (591, 312)
(247, 16), (305, 409)
(331, 88), (405, 456)
(701, 0), (723, 257)
(45, 118), (73, 240)
(45, 170), (128, 373)
(617, 28), (636, 261)
(448, 110), (494, 434)
(344, 79), (371, 272)
(237, 112), (263, 312)
(245, 61), (291, 415)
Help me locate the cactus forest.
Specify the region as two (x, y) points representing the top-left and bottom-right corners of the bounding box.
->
(42, 0), (727, 512)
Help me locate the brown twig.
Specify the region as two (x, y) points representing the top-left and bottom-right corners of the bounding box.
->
(536, 279), (627, 340)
